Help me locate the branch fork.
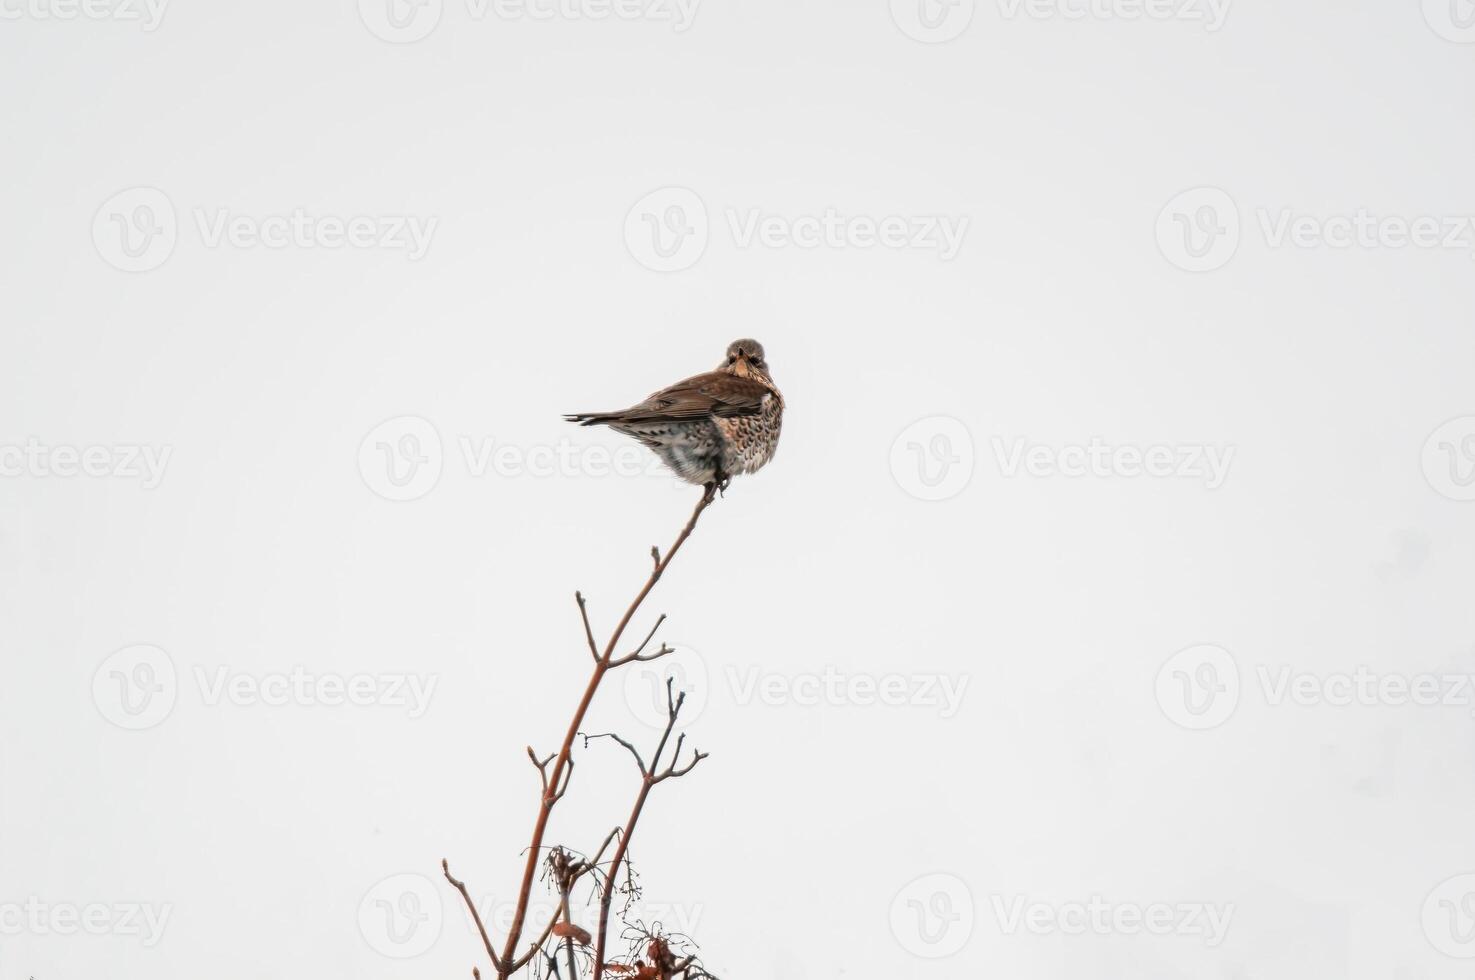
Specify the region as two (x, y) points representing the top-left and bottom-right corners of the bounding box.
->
(443, 487), (720, 980)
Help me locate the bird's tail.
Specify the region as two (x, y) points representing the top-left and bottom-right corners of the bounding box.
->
(563, 412), (622, 427)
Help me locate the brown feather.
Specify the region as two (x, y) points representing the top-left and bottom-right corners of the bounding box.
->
(570, 372), (771, 426)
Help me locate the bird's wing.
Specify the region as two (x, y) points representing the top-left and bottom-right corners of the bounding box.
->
(621, 372), (772, 422)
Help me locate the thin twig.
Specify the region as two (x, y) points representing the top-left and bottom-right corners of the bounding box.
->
(576, 592), (600, 663)
(591, 680), (707, 980)
(443, 860), (505, 974)
(497, 485), (718, 975)
(583, 731), (648, 775)
(609, 614), (669, 667)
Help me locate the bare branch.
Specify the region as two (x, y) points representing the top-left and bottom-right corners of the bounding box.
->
(592, 678), (708, 979)
(584, 731), (649, 775)
(527, 747), (555, 794)
(443, 860), (505, 974)
(508, 910), (565, 974)
(609, 614), (669, 668)
(496, 486), (719, 974)
(550, 757), (574, 805)
(615, 642), (675, 668)
(576, 591), (600, 663)
(653, 750), (709, 785)
(587, 827), (621, 871)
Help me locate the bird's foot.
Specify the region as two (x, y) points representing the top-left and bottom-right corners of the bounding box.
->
(701, 475), (730, 500)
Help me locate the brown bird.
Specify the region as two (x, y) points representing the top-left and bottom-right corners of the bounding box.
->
(565, 339), (784, 492)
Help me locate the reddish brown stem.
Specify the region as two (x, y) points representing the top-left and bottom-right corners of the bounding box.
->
(497, 485), (717, 975)
(593, 781), (653, 979)
(591, 681), (706, 980)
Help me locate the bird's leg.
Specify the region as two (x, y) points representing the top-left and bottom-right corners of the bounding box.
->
(714, 468), (731, 497)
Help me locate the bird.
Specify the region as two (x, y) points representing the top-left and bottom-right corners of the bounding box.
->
(565, 339), (784, 493)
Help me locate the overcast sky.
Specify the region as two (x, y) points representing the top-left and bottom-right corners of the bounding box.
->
(4, 2), (1475, 978)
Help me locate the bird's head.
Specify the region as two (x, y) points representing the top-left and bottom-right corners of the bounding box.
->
(720, 339), (772, 383)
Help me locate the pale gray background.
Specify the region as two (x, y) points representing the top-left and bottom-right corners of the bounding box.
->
(3, 1), (1475, 978)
